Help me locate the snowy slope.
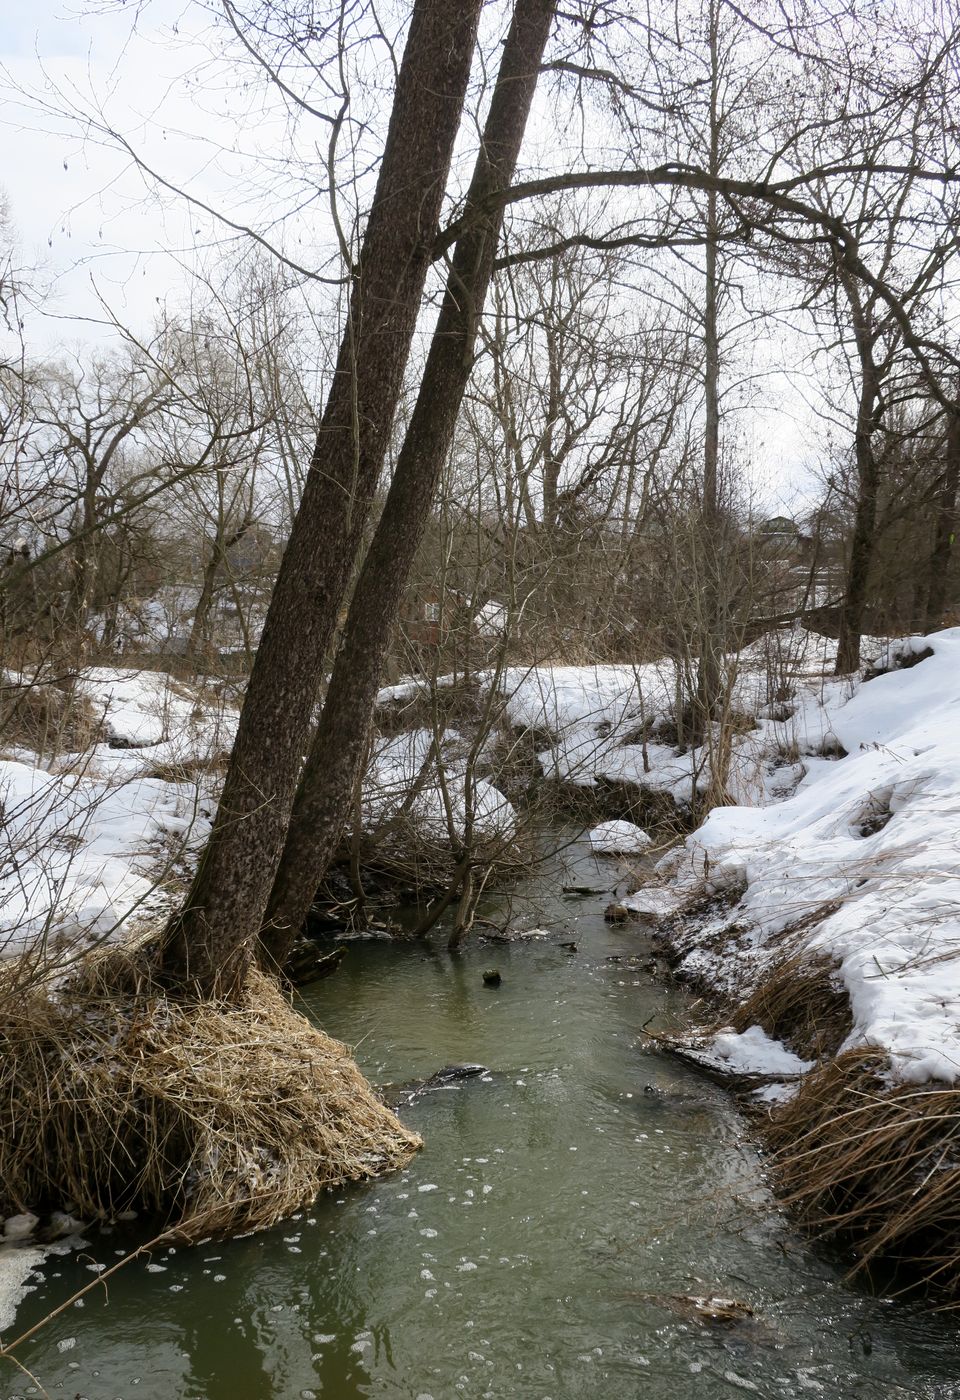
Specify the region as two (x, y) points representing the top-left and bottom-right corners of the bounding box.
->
(0, 670), (233, 960)
(635, 630), (960, 1087)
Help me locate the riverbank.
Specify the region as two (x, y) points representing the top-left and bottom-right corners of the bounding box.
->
(626, 628), (960, 1296)
(5, 629), (960, 1303)
(8, 831), (960, 1398)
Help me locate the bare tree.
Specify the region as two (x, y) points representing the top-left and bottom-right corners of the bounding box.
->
(161, 0), (485, 997)
(260, 0), (559, 966)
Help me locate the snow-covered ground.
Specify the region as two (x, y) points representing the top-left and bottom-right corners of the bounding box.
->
(8, 626), (957, 1105)
(364, 729), (515, 842)
(0, 670), (518, 963)
(627, 629), (960, 1092)
(494, 632), (884, 813)
(0, 669), (235, 960)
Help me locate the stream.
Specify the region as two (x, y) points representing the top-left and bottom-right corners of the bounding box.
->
(7, 829), (960, 1399)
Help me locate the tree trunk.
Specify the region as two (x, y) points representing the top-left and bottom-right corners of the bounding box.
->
(187, 518), (250, 662)
(160, 0), (484, 998)
(693, 182), (722, 732)
(924, 399), (960, 632)
(835, 390), (881, 673)
(260, 0), (557, 966)
(693, 0), (723, 732)
(835, 282), (882, 674)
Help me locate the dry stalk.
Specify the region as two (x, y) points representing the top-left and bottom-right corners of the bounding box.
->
(0, 944), (420, 1241)
(766, 1048), (960, 1297)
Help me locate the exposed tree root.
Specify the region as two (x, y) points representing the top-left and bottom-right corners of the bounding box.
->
(0, 946), (420, 1241)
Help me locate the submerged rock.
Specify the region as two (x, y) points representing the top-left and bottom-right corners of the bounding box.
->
(430, 1064), (488, 1083)
(482, 969), (502, 987)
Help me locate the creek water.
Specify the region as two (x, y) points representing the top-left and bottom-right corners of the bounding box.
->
(7, 830), (960, 1399)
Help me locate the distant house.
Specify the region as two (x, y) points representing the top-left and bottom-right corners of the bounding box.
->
(756, 516), (815, 561)
(402, 585), (446, 646)
(400, 586), (510, 652)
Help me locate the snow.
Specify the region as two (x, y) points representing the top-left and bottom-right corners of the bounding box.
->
(0, 757), (209, 958)
(0, 669), (233, 960)
(644, 628), (960, 1087)
(493, 636), (876, 810)
(75, 668), (236, 774)
(6, 624), (958, 1100)
(363, 729), (515, 842)
(497, 662), (700, 803)
(588, 819), (652, 855)
(709, 1025), (813, 1078)
(0, 1242), (45, 1334)
(474, 600), (508, 639)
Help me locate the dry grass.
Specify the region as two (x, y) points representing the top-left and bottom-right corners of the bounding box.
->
(0, 944), (420, 1241)
(728, 950), (852, 1060)
(0, 676), (99, 756)
(141, 754), (231, 784)
(766, 1048), (960, 1298)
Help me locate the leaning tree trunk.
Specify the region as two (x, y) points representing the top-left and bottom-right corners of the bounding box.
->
(160, 0), (484, 998)
(924, 398), (960, 633)
(260, 0), (558, 968)
(835, 375), (882, 675)
(835, 272), (882, 677)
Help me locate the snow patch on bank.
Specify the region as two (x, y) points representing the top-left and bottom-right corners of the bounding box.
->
(363, 729), (515, 842)
(0, 670), (234, 960)
(643, 629), (960, 1087)
(588, 819), (652, 855)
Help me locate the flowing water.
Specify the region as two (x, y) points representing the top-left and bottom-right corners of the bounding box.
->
(7, 831), (960, 1399)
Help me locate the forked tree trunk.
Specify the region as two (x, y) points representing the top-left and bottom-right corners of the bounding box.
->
(260, 0), (557, 967)
(160, 0), (484, 997)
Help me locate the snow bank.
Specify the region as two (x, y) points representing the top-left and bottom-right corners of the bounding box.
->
(644, 628), (960, 1087)
(0, 758), (209, 958)
(588, 819), (652, 855)
(363, 729), (515, 842)
(710, 1025), (813, 1078)
(494, 634), (877, 810)
(75, 668), (236, 774)
(0, 668), (234, 960)
(498, 662), (698, 802)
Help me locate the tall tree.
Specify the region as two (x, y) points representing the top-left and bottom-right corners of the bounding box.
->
(261, 0), (558, 965)
(161, 0), (484, 997)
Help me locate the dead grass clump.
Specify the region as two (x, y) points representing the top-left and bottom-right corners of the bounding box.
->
(0, 948), (420, 1241)
(142, 753), (230, 784)
(0, 677), (99, 755)
(729, 950), (852, 1061)
(767, 1049), (960, 1296)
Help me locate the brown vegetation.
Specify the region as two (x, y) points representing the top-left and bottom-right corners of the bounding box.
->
(728, 950), (852, 1061)
(766, 1049), (960, 1298)
(0, 946), (419, 1241)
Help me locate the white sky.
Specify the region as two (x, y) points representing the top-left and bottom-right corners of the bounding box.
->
(0, 0), (817, 510)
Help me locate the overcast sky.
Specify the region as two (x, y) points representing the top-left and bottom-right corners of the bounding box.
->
(1, 0), (815, 511)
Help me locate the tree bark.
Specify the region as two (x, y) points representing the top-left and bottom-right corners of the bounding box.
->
(261, 0), (557, 966)
(693, 0), (723, 733)
(835, 276), (882, 676)
(160, 0), (484, 998)
(924, 397), (960, 632)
